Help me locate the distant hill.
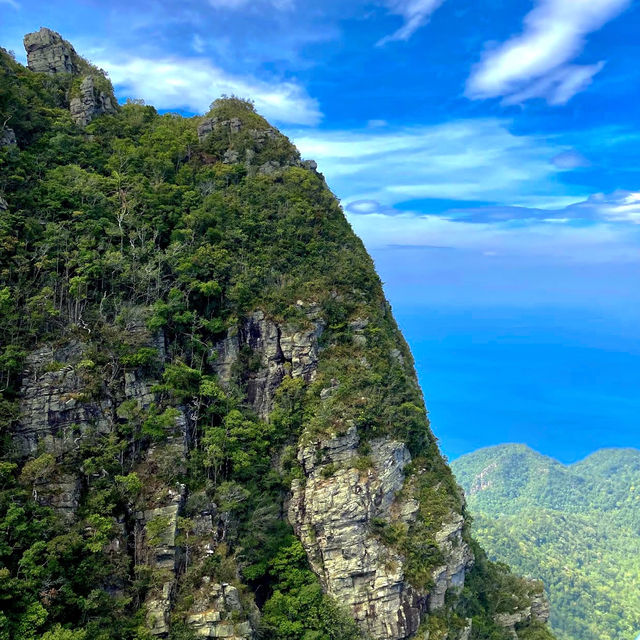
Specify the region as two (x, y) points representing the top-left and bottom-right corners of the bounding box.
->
(452, 444), (640, 640)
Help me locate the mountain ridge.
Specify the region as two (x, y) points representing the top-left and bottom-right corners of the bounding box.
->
(0, 28), (554, 640)
(452, 443), (640, 640)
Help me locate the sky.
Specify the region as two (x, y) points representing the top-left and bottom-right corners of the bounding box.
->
(2, 0), (640, 462)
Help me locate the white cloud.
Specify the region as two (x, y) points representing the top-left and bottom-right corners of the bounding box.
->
(292, 119), (583, 207)
(98, 55), (321, 125)
(347, 207), (640, 262)
(0, 0), (20, 8)
(573, 190), (640, 224)
(466, 0), (631, 104)
(378, 0), (446, 44)
(209, 0), (293, 8)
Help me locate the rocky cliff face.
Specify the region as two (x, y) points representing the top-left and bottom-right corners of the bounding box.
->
(211, 306), (323, 418)
(24, 27), (80, 75)
(494, 591), (550, 639)
(289, 426), (423, 639)
(69, 75), (118, 127)
(0, 30), (555, 640)
(23, 27), (117, 126)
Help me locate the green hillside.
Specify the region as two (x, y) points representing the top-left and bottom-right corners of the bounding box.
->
(0, 29), (555, 640)
(453, 444), (640, 640)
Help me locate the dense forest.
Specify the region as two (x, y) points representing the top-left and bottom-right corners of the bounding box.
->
(0, 29), (556, 640)
(453, 444), (640, 640)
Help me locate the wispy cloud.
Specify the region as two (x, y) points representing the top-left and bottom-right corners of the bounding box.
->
(552, 150), (591, 170)
(293, 119), (582, 207)
(192, 34), (205, 54)
(0, 0), (20, 9)
(98, 55), (321, 125)
(575, 190), (640, 224)
(466, 0), (631, 105)
(208, 0), (293, 9)
(347, 197), (640, 263)
(378, 0), (446, 44)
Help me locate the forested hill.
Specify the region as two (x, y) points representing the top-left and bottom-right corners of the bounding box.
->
(0, 28), (555, 640)
(453, 444), (640, 640)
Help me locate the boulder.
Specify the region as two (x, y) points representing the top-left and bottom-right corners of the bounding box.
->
(0, 127), (17, 147)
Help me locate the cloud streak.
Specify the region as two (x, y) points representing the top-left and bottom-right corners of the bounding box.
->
(466, 0), (631, 104)
(347, 198), (640, 263)
(293, 119), (581, 207)
(98, 55), (321, 125)
(208, 0), (293, 9)
(378, 0), (446, 44)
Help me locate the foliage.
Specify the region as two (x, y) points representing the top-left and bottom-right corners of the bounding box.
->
(260, 538), (363, 640)
(0, 44), (554, 640)
(453, 445), (640, 640)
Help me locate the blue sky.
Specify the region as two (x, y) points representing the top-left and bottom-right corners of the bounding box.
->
(2, 0), (640, 462)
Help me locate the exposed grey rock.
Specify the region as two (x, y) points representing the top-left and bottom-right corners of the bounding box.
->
(23, 28), (117, 126)
(15, 325), (167, 523)
(320, 378), (340, 400)
(24, 27), (79, 74)
(186, 580), (255, 639)
(531, 590), (551, 623)
(69, 75), (117, 126)
(290, 425), (426, 640)
(211, 306), (323, 418)
(139, 482), (186, 637)
(15, 341), (112, 458)
(249, 127), (277, 146)
(197, 118), (215, 142)
(468, 461), (498, 496)
(197, 117), (243, 142)
(223, 149), (240, 164)
(458, 620), (472, 640)
(290, 422), (474, 640)
(257, 160), (282, 175)
(302, 159), (318, 171)
(0, 128), (17, 147)
(494, 587), (550, 639)
(33, 472), (82, 523)
(428, 515), (474, 612)
(0, 194), (8, 211)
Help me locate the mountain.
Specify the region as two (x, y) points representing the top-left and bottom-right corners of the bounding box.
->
(452, 444), (640, 640)
(0, 28), (556, 640)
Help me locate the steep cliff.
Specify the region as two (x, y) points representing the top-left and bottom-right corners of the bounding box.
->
(0, 31), (555, 640)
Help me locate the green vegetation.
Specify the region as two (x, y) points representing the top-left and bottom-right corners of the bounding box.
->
(0, 40), (555, 640)
(453, 444), (640, 640)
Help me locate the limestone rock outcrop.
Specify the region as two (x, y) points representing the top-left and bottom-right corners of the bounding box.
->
(212, 306), (323, 418)
(0, 127), (16, 147)
(428, 515), (474, 612)
(186, 581), (254, 639)
(197, 116), (317, 175)
(289, 424), (457, 640)
(15, 341), (112, 458)
(70, 74), (118, 126)
(138, 481), (186, 637)
(23, 28), (117, 126)
(24, 27), (79, 74)
(494, 588), (550, 638)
